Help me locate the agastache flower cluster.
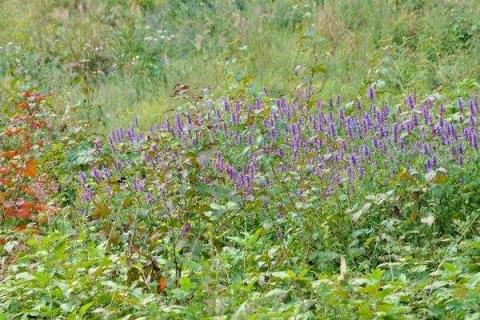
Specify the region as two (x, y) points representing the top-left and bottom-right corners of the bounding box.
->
(79, 171), (93, 202)
(80, 90), (480, 206)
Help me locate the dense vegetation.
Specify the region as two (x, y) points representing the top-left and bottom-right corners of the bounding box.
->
(1, 1), (480, 319)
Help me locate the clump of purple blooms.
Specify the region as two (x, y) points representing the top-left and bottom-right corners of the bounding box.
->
(80, 91), (480, 204)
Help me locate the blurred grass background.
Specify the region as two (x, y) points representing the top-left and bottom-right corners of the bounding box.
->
(1, 0), (479, 129)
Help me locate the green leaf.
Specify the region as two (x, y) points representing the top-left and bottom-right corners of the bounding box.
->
(312, 64), (326, 74)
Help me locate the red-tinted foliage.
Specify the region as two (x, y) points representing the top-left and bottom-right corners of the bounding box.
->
(0, 91), (57, 223)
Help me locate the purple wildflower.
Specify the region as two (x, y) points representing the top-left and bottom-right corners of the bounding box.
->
(91, 167), (102, 183)
(133, 176), (145, 192)
(367, 85), (376, 100)
(405, 95), (416, 109)
(182, 222), (191, 237)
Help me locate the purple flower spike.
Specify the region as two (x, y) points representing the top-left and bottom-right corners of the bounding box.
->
(91, 167), (103, 183)
(421, 105), (432, 125)
(82, 188), (94, 202)
(146, 192), (154, 206)
(93, 138), (102, 152)
(182, 222), (191, 237)
(108, 136), (116, 151)
(127, 127), (136, 143)
(425, 158), (433, 172)
(350, 153), (358, 166)
(346, 118), (355, 140)
(248, 133), (254, 146)
(358, 166), (365, 178)
(327, 121), (336, 137)
(469, 114), (476, 128)
(316, 100), (323, 112)
(175, 114), (184, 134)
(339, 109), (346, 125)
(361, 145), (371, 158)
(411, 113), (418, 127)
(469, 97), (479, 115)
(405, 95), (416, 109)
(223, 99), (230, 112)
(133, 176), (145, 192)
(103, 167), (111, 179)
(470, 131), (479, 149)
(79, 171), (93, 202)
(79, 171), (87, 186)
(367, 85), (376, 100)
(363, 112), (373, 130)
(382, 104), (389, 119)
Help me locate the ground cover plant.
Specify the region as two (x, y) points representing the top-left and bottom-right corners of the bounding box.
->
(1, 0), (480, 319)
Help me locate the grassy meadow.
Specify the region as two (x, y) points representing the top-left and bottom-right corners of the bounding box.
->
(2, 0), (480, 127)
(1, 0), (480, 319)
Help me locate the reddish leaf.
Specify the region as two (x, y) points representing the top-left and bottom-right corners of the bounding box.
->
(30, 120), (46, 129)
(4, 201), (32, 219)
(16, 102), (29, 110)
(25, 159), (37, 177)
(171, 84), (189, 97)
(21, 142), (33, 153)
(22, 186), (35, 196)
(158, 277), (167, 293)
(34, 94), (46, 102)
(1, 150), (19, 159)
(34, 203), (48, 212)
(14, 224), (28, 231)
(4, 127), (22, 136)
(0, 167), (8, 176)
(0, 178), (12, 187)
(14, 224), (39, 234)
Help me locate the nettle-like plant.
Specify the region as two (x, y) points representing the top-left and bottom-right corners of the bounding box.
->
(0, 91), (58, 224)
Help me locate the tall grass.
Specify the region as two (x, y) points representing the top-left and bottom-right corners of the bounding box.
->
(0, 0), (479, 129)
